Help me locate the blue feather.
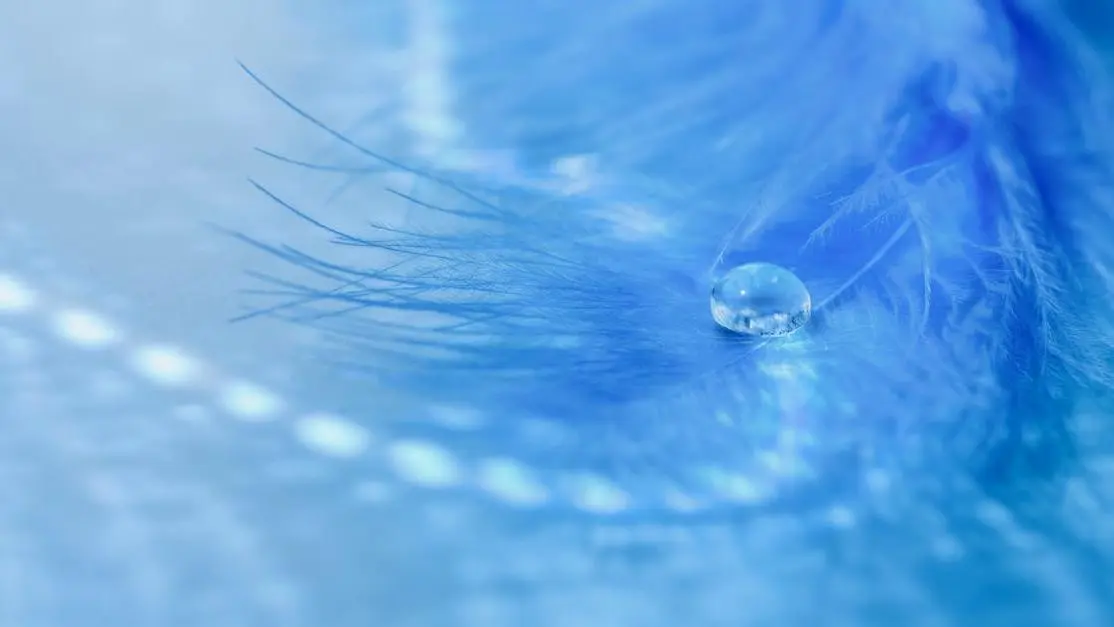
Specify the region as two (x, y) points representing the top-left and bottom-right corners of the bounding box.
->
(241, 0), (1114, 514)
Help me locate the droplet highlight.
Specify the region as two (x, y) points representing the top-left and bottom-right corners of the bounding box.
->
(710, 262), (811, 337)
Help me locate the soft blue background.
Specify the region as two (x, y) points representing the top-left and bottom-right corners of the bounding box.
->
(0, 1), (1110, 626)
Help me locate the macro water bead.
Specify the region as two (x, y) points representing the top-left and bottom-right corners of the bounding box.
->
(710, 262), (812, 337)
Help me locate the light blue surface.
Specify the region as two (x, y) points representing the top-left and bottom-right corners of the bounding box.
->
(3, 0), (1114, 626)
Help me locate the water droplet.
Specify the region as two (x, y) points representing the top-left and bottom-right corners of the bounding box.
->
(710, 262), (811, 337)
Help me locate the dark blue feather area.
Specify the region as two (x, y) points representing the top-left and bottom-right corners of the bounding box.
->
(243, 0), (1114, 511)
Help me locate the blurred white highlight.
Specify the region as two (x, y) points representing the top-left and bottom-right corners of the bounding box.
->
(0, 274), (36, 313)
(294, 412), (372, 459)
(130, 345), (203, 387)
(52, 309), (121, 348)
(388, 439), (464, 488)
